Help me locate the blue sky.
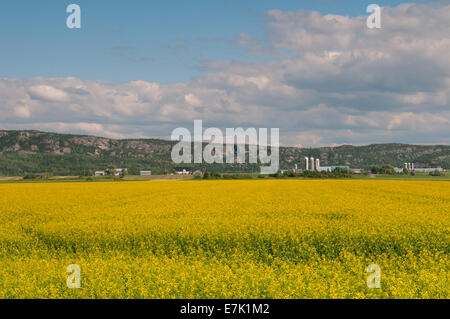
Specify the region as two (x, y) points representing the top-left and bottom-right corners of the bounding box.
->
(0, 0), (439, 83)
(0, 0), (449, 146)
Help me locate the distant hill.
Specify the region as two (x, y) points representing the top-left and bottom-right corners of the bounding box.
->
(0, 130), (448, 176)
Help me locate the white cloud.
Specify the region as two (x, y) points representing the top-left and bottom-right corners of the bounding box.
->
(184, 93), (202, 107)
(28, 85), (69, 102)
(14, 106), (31, 119)
(1, 2), (450, 146)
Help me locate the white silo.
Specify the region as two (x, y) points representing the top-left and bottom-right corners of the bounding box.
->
(305, 157), (309, 171)
(316, 158), (320, 170)
(310, 157), (315, 171)
(411, 163), (415, 171)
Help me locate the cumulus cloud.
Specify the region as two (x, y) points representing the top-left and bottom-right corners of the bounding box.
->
(28, 85), (70, 102)
(14, 106), (31, 119)
(184, 93), (202, 107)
(1, 2), (449, 146)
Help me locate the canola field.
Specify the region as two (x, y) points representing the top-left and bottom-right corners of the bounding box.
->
(0, 180), (448, 299)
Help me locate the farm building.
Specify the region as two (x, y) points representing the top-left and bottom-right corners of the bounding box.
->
(414, 167), (445, 173)
(174, 167), (191, 175)
(140, 170), (152, 176)
(114, 168), (127, 176)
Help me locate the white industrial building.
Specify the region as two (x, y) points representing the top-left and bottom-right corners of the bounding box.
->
(304, 156), (318, 171)
(303, 157), (353, 172)
(140, 170), (152, 176)
(403, 163), (445, 173)
(414, 167), (445, 173)
(310, 157), (315, 171)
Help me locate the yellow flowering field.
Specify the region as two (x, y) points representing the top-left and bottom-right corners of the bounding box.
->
(0, 180), (448, 298)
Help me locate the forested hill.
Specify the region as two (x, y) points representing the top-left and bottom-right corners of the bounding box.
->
(0, 130), (448, 176)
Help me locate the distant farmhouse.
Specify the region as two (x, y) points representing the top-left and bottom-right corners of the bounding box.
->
(114, 168), (125, 176)
(95, 171), (105, 176)
(174, 167), (191, 175)
(94, 168), (127, 176)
